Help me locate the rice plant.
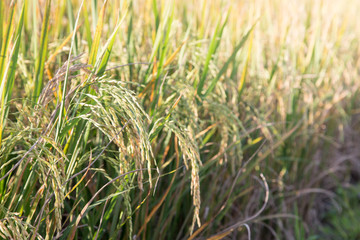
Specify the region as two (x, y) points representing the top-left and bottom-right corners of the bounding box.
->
(1, 0), (359, 239)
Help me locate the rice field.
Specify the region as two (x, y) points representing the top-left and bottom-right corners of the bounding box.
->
(1, 0), (360, 239)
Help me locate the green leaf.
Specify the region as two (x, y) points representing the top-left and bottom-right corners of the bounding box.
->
(88, 0), (108, 67)
(197, 10), (229, 96)
(96, 10), (127, 76)
(0, 1), (26, 146)
(203, 24), (255, 97)
(33, 0), (51, 104)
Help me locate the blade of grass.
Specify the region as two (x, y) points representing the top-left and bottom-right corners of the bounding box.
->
(197, 10), (229, 96)
(96, 9), (128, 76)
(0, 0), (3, 57)
(148, 2), (174, 115)
(204, 24), (255, 98)
(148, 0), (172, 63)
(31, 0), (38, 61)
(83, 1), (92, 50)
(163, 39), (187, 68)
(55, 0), (84, 142)
(0, 1), (26, 147)
(152, 0), (160, 31)
(88, 0), (108, 67)
(0, 1), (16, 82)
(33, 0), (51, 104)
(66, 0), (78, 55)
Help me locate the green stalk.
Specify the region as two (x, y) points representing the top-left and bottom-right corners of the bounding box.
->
(197, 10), (229, 96)
(0, 1), (26, 147)
(33, 0), (51, 104)
(55, 0), (84, 142)
(0, 2), (16, 82)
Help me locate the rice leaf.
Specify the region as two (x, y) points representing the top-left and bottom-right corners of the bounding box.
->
(203, 24), (255, 98)
(33, 0), (51, 104)
(0, 1), (25, 147)
(88, 0), (108, 67)
(197, 10), (229, 96)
